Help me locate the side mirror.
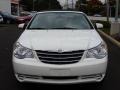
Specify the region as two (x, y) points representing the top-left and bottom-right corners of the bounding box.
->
(18, 23), (25, 29)
(96, 23), (103, 29)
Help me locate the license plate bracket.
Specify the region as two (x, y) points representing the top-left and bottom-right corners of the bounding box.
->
(50, 69), (71, 76)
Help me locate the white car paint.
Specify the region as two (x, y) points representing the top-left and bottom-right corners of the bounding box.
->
(18, 30), (102, 51)
(13, 11), (108, 84)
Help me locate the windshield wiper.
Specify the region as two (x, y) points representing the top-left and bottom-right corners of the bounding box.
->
(49, 27), (78, 29)
(28, 28), (49, 29)
(28, 27), (79, 29)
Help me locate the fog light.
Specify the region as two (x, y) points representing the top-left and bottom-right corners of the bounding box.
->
(81, 74), (103, 79)
(17, 74), (25, 81)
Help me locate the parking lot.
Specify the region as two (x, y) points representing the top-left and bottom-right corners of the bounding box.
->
(0, 24), (120, 90)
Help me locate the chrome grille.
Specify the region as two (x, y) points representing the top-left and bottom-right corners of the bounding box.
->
(36, 50), (84, 64)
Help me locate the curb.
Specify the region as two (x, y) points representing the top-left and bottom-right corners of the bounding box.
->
(98, 30), (120, 48)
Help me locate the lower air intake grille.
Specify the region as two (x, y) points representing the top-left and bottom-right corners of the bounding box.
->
(36, 50), (84, 65)
(42, 76), (79, 80)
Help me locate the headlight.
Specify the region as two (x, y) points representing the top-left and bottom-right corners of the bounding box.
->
(13, 42), (34, 59)
(86, 42), (107, 59)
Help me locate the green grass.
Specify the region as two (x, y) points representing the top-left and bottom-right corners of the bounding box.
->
(101, 28), (110, 35)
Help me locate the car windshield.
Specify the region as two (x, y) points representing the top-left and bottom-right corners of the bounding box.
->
(28, 12), (93, 30)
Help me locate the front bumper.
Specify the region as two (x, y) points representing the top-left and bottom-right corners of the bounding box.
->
(13, 57), (108, 84)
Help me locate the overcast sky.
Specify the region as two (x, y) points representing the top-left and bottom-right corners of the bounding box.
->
(57, 0), (105, 6)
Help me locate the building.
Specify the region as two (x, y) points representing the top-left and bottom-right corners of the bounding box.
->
(0, 0), (11, 14)
(0, 0), (19, 15)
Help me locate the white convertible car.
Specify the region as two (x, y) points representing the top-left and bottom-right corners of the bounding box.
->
(13, 11), (108, 84)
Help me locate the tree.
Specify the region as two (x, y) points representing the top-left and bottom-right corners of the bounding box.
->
(20, 0), (62, 11)
(87, 0), (103, 15)
(20, 0), (33, 11)
(75, 0), (87, 13)
(109, 0), (116, 6)
(75, 0), (104, 15)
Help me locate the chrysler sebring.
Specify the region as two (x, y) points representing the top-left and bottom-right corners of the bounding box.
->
(13, 11), (108, 84)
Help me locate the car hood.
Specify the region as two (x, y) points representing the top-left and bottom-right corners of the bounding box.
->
(18, 29), (102, 51)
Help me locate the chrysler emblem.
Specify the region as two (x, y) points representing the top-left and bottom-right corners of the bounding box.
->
(58, 49), (63, 53)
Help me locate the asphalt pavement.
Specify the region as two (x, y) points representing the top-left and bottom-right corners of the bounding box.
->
(0, 24), (120, 90)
